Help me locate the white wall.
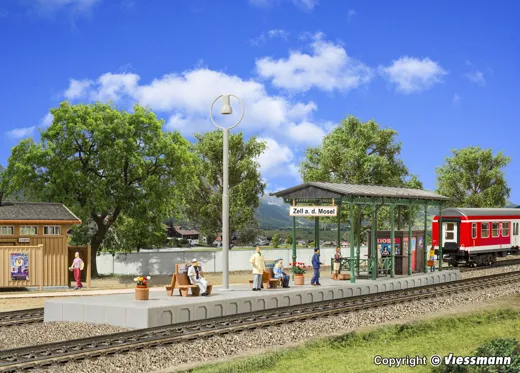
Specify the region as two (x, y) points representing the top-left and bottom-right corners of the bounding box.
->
(96, 246), (369, 275)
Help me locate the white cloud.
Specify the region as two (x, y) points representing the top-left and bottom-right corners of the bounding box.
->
(33, 0), (101, 12)
(64, 79), (92, 100)
(6, 126), (35, 139)
(286, 121), (326, 145)
(256, 33), (373, 92)
(466, 70), (486, 86)
(347, 9), (356, 21)
(453, 93), (461, 105)
(249, 0), (319, 11)
(250, 29), (290, 46)
(62, 68), (329, 146)
(379, 57), (447, 94)
(257, 138), (300, 180)
(41, 112), (54, 127)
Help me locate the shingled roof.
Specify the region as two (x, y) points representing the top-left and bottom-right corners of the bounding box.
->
(271, 182), (450, 202)
(0, 202), (81, 223)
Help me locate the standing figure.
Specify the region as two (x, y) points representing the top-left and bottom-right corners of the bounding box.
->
(69, 252), (84, 290)
(332, 247), (342, 280)
(311, 248), (323, 286)
(428, 246), (436, 272)
(187, 258), (209, 296)
(250, 246), (265, 291)
(273, 258), (290, 288)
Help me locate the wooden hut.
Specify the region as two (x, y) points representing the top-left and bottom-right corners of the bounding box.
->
(0, 193), (83, 288)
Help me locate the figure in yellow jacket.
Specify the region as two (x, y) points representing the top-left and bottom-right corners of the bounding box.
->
(250, 246), (265, 291)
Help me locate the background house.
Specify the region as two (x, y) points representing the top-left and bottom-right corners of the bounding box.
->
(167, 225), (200, 244)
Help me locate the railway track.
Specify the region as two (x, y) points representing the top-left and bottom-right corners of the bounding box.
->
(0, 308), (43, 328)
(459, 258), (520, 272)
(1, 271), (520, 372)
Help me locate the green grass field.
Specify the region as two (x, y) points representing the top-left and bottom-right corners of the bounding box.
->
(178, 309), (520, 373)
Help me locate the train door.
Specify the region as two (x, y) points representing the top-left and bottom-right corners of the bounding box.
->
(513, 222), (520, 247)
(442, 221), (458, 247)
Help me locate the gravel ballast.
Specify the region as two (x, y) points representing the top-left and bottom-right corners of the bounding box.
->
(21, 280), (520, 373)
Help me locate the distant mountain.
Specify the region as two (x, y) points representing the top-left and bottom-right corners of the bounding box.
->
(256, 195), (314, 229)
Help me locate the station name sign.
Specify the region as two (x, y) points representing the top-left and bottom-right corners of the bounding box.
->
(289, 206), (337, 217)
(18, 238), (30, 243)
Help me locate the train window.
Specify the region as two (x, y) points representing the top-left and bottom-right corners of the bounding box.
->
(446, 232), (454, 239)
(481, 223), (489, 238)
(472, 223), (477, 239)
(492, 223), (499, 237)
(446, 223), (454, 231)
(503, 222), (510, 237)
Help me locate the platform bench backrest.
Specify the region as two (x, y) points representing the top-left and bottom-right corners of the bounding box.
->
(177, 271), (193, 286)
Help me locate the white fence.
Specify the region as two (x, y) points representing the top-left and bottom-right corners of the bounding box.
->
(96, 246), (369, 275)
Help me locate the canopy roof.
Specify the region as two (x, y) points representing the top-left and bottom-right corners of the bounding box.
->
(270, 182), (450, 204)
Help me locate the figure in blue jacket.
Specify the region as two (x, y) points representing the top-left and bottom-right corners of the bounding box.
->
(311, 248), (323, 286)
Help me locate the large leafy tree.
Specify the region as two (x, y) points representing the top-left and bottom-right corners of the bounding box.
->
(183, 130), (266, 240)
(435, 147), (511, 208)
(0, 102), (196, 275)
(299, 115), (423, 243)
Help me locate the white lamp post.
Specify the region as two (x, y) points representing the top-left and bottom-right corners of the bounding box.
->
(210, 94), (244, 290)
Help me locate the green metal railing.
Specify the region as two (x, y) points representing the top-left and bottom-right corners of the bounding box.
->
(331, 257), (392, 277)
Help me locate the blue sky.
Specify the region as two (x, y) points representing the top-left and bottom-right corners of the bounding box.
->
(1, 0), (519, 202)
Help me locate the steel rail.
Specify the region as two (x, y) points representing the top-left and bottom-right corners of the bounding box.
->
(1, 271), (520, 372)
(459, 258), (520, 272)
(0, 308), (44, 328)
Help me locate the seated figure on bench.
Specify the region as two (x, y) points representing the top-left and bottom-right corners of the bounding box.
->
(188, 258), (209, 296)
(273, 258), (290, 288)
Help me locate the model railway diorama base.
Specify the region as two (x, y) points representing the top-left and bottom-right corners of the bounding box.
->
(44, 270), (460, 329)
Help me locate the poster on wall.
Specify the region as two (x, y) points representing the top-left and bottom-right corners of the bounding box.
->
(10, 253), (29, 281)
(377, 238), (401, 256)
(418, 236), (424, 251)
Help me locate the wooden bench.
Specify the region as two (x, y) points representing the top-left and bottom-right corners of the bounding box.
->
(249, 270), (279, 289)
(166, 264), (213, 297)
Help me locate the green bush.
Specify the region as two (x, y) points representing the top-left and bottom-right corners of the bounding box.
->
(432, 338), (520, 373)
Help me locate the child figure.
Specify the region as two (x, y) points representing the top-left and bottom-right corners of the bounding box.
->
(69, 252), (84, 290)
(332, 247), (342, 280)
(428, 246), (436, 272)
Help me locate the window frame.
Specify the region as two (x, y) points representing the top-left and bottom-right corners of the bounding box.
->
(471, 223), (477, 239)
(0, 226), (14, 235)
(19, 226), (38, 235)
(481, 222), (489, 238)
(492, 222), (499, 237)
(502, 222), (510, 237)
(43, 226), (61, 235)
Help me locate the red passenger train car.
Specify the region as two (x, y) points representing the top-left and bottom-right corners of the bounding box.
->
(432, 208), (520, 267)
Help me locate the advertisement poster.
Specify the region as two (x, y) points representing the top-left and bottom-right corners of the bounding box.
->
(10, 253), (29, 281)
(377, 238), (401, 256)
(418, 236), (424, 251)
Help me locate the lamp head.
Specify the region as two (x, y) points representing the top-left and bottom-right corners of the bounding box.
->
(220, 94), (232, 115)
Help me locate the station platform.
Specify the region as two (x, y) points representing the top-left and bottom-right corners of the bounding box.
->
(44, 270), (460, 329)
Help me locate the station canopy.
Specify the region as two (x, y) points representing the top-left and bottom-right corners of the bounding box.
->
(270, 182), (450, 205)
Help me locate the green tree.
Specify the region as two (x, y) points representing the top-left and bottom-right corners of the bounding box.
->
(271, 233), (280, 248)
(237, 225), (260, 246)
(183, 130), (267, 240)
(0, 102), (196, 276)
(435, 147), (511, 208)
(103, 214), (167, 253)
(285, 234), (293, 247)
(299, 116), (422, 243)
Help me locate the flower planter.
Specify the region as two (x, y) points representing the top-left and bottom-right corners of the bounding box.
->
(294, 274), (304, 285)
(135, 286), (149, 300)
